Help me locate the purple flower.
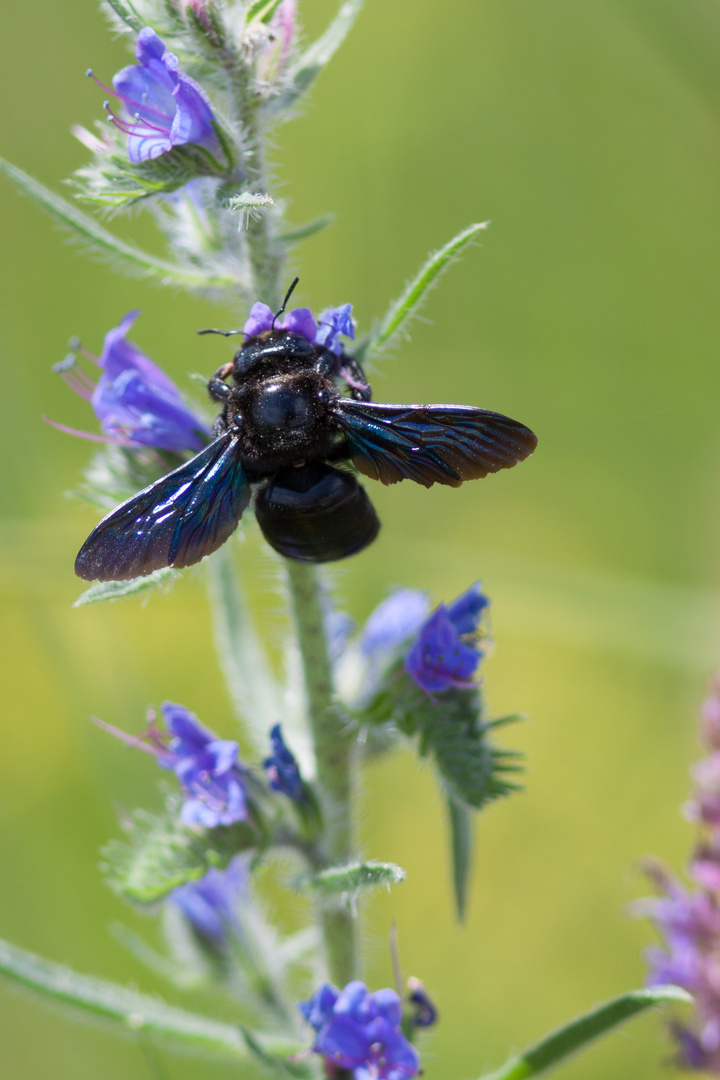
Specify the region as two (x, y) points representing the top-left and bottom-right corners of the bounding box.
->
(243, 301), (317, 342)
(242, 300), (356, 357)
(91, 27), (219, 163)
(359, 590), (431, 662)
(263, 724), (303, 801)
(171, 856), (247, 942)
(51, 311), (209, 453)
(315, 304), (355, 356)
(95, 701), (248, 829)
(299, 981), (420, 1080)
(405, 583), (489, 695)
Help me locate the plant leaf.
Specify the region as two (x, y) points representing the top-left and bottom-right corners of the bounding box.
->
(447, 795), (473, 922)
(241, 1026), (313, 1078)
(271, 0), (364, 114)
(304, 860), (406, 895)
(355, 222), (489, 363)
(205, 545), (284, 755)
(0, 935), (256, 1056)
(278, 215), (334, 245)
(0, 159), (237, 290)
(74, 569), (179, 608)
(246, 0), (285, 23)
(480, 985), (692, 1080)
(103, 806), (257, 904)
(102, 0), (143, 32)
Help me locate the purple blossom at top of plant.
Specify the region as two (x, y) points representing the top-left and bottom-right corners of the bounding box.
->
(637, 678), (720, 1073)
(171, 855), (247, 942)
(89, 27), (219, 164)
(243, 301), (355, 355)
(404, 583), (489, 695)
(299, 981), (420, 1080)
(51, 311), (209, 453)
(263, 724), (303, 801)
(95, 701), (248, 829)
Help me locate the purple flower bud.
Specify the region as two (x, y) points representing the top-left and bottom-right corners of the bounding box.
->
(171, 856), (247, 942)
(299, 981), (420, 1080)
(263, 724), (303, 801)
(88, 28), (219, 163)
(406, 978), (438, 1028)
(315, 304), (355, 356)
(359, 589), (430, 661)
(405, 583), (489, 695)
(51, 311), (209, 453)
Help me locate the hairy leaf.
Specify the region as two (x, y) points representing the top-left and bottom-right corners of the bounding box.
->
(0, 159), (237, 289)
(271, 0), (364, 114)
(356, 222), (489, 363)
(74, 569), (179, 608)
(0, 935), (258, 1056)
(278, 215), (334, 246)
(304, 860), (406, 895)
(103, 806), (256, 904)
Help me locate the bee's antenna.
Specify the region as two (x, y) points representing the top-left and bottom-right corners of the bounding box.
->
(272, 277), (300, 330)
(197, 327), (244, 337)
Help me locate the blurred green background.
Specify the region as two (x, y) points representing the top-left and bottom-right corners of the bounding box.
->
(2, 0), (720, 1075)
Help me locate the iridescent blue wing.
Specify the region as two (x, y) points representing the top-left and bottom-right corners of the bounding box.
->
(75, 432), (250, 581)
(333, 400), (537, 488)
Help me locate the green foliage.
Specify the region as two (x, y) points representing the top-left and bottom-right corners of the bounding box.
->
(0, 935), (270, 1057)
(480, 986), (692, 1080)
(278, 214), (334, 245)
(447, 795), (473, 922)
(0, 158), (237, 290)
(74, 569), (178, 608)
(102, 805), (257, 904)
(271, 0), (365, 115)
(362, 664), (523, 809)
(355, 222), (489, 363)
(304, 860), (406, 895)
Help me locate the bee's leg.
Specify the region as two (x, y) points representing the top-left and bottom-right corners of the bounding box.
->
(315, 351), (372, 401)
(207, 362), (233, 403)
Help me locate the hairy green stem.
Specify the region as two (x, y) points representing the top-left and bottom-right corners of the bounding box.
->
(285, 559), (357, 986)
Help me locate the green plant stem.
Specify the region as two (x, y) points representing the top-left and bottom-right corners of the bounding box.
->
(284, 559), (357, 986)
(480, 985), (691, 1080)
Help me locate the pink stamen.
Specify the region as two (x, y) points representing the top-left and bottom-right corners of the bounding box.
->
(43, 416), (133, 445)
(92, 716), (174, 763)
(129, 111), (171, 135)
(87, 68), (174, 122)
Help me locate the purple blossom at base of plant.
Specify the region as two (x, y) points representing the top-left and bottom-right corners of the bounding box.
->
(299, 981), (420, 1080)
(263, 724), (303, 801)
(52, 311), (209, 452)
(404, 583), (489, 695)
(109, 27), (219, 163)
(171, 856), (247, 942)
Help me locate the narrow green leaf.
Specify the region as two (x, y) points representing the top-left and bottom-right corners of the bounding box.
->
(447, 795), (473, 922)
(246, 0), (284, 23)
(241, 1026), (312, 1078)
(480, 985), (692, 1080)
(0, 159), (237, 290)
(305, 860), (406, 895)
(272, 0), (364, 113)
(205, 545), (283, 754)
(103, 0), (143, 31)
(73, 569), (178, 608)
(278, 214), (334, 245)
(357, 222), (488, 363)
(0, 935), (250, 1055)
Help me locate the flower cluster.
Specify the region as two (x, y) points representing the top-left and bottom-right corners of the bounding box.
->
(638, 677), (720, 1071)
(97, 701), (248, 828)
(244, 300), (355, 355)
(299, 981), (420, 1080)
(52, 311), (208, 453)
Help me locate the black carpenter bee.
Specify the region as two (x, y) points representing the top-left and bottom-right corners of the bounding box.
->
(75, 281), (537, 581)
